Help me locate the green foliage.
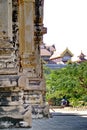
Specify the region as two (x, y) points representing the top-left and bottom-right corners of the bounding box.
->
(44, 61), (87, 107)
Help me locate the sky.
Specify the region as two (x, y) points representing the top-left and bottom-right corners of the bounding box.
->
(43, 0), (87, 56)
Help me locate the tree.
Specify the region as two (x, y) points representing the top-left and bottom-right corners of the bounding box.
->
(45, 61), (87, 106)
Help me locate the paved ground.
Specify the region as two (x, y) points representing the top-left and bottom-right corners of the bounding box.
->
(30, 108), (87, 130)
(3, 108), (87, 130)
(50, 107), (87, 117)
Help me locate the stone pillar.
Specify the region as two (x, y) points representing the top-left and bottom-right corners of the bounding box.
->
(0, 1), (49, 127)
(0, 0), (12, 40)
(19, 0), (35, 59)
(18, 0), (39, 79)
(18, 0), (49, 118)
(8, 0), (12, 41)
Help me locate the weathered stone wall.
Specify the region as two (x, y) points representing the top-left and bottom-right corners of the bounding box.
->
(0, 0), (49, 128)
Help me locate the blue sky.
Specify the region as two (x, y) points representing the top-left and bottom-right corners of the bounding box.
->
(43, 0), (87, 56)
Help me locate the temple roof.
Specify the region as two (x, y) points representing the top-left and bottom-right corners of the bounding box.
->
(78, 51), (86, 59)
(40, 43), (56, 57)
(61, 47), (73, 57)
(50, 47), (73, 60)
(40, 48), (51, 56)
(50, 51), (61, 60)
